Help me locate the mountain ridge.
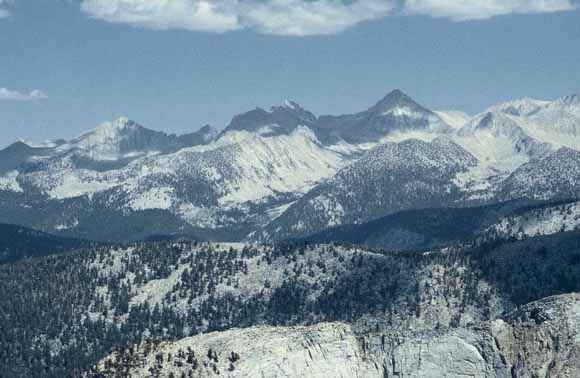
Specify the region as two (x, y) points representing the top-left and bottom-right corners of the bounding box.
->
(2, 90), (580, 242)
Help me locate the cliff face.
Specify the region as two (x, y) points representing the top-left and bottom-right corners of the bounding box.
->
(89, 293), (580, 378)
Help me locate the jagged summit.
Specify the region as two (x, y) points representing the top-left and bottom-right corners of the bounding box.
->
(557, 94), (580, 105)
(221, 90), (446, 144)
(72, 117), (143, 143)
(3, 91), (580, 244)
(54, 117), (216, 162)
(222, 100), (317, 136)
(315, 89), (449, 144)
(368, 89), (425, 113)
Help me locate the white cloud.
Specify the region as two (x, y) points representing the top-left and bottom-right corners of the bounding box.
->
(241, 0), (394, 36)
(404, 0), (578, 21)
(80, 0), (240, 33)
(80, 0), (394, 36)
(0, 87), (48, 101)
(78, 0), (578, 35)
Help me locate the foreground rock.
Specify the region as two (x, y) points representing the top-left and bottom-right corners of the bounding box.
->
(87, 293), (580, 378)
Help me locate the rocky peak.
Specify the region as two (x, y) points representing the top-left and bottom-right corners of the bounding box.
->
(557, 94), (580, 105)
(369, 89), (428, 115)
(222, 100), (317, 136)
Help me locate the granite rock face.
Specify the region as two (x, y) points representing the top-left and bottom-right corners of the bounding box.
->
(89, 293), (580, 378)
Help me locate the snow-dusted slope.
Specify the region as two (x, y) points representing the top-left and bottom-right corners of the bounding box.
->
(489, 97), (551, 116)
(488, 201), (580, 239)
(434, 110), (470, 129)
(257, 137), (478, 241)
(488, 95), (580, 150)
(0, 171), (22, 192)
(451, 112), (552, 199)
(498, 147), (580, 201)
(19, 126), (353, 231)
(3, 91), (580, 242)
(456, 112), (548, 170)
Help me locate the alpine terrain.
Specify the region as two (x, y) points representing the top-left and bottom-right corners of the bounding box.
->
(2, 90), (580, 378)
(2, 90), (580, 243)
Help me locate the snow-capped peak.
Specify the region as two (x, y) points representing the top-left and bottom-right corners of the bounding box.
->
(490, 97), (550, 117)
(73, 117), (139, 146)
(457, 112), (530, 140)
(370, 89), (423, 113)
(93, 116), (134, 134)
(283, 99), (300, 110)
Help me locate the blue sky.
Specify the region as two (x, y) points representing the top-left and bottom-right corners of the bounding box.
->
(0, 0), (579, 147)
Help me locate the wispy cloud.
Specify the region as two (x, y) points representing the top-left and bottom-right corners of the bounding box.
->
(405, 0), (578, 21)
(76, 0), (580, 36)
(0, 87), (48, 101)
(0, 0), (10, 18)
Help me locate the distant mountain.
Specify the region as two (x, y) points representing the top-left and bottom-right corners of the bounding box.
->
(0, 141), (53, 175)
(488, 95), (580, 148)
(256, 137), (477, 241)
(301, 198), (580, 250)
(455, 111), (552, 173)
(316, 89), (451, 144)
(0, 118), (217, 172)
(498, 147), (580, 201)
(0, 223), (98, 262)
(300, 200), (532, 250)
(62, 117), (219, 162)
(1, 125), (353, 242)
(2, 91), (580, 243)
(222, 100), (317, 135)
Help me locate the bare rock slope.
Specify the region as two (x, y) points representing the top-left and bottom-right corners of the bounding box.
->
(90, 293), (580, 378)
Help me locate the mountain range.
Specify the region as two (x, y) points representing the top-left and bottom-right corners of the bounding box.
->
(2, 89), (580, 243)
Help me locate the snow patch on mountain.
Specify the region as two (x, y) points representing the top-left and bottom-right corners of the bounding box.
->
(382, 106), (425, 118)
(309, 195), (345, 227)
(31, 169), (123, 200)
(490, 97), (550, 117)
(434, 111), (471, 129)
(490, 95), (580, 150)
(452, 164), (499, 200)
(452, 112), (554, 199)
(0, 170), (23, 192)
(214, 126), (349, 206)
(177, 203), (231, 229)
(55, 218), (80, 231)
(129, 187), (174, 210)
(61, 117), (137, 160)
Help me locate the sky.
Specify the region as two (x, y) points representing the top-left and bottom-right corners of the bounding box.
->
(0, 0), (579, 147)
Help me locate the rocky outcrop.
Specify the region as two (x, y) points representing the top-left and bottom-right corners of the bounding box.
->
(88, 293), (580, 378)
(497, 294), (580, 378)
